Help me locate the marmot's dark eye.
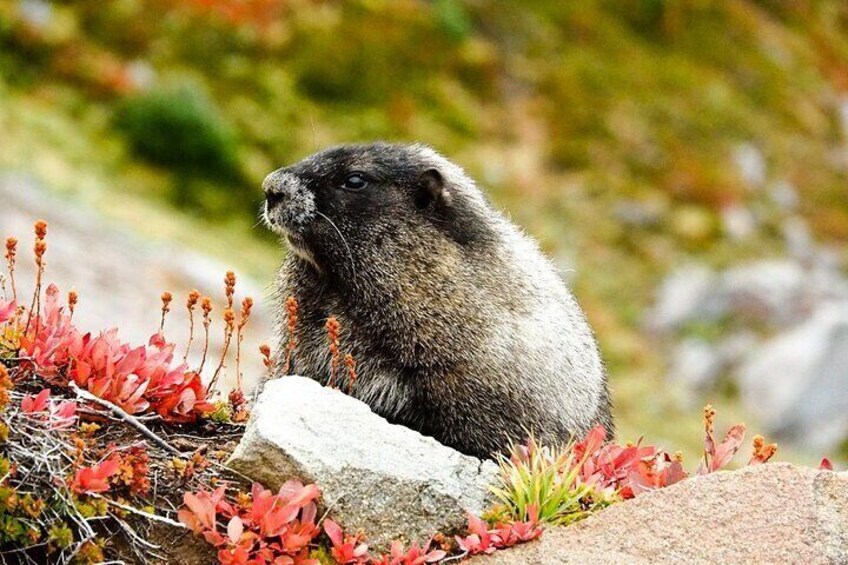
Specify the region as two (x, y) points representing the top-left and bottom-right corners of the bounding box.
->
(342, 174), (368, 191)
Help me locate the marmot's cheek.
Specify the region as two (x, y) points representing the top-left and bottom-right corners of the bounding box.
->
(279, 197), (316, 230)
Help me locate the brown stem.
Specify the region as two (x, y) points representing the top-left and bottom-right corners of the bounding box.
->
(183, 309), (195, 363)
(235, 327), (243, 391)
(210, 325), (233, 392)
(199, 322), (210, 374)
(7, 266), (15, 303)
(25, 254), (44, 335)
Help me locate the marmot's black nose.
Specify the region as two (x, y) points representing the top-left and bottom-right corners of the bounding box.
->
(263, 170), (289, 208)
(265, 188), (284, 209)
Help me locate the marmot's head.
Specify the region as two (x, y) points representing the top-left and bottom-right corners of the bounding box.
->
(262, 143), (495, 273)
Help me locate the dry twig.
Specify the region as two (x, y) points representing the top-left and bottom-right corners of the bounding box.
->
(69, 383), (181, 456)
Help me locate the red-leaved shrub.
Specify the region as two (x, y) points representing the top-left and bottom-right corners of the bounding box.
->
(179, 481), (321, 565)
(15, 284), (213, 422)
(455, 509), (543, 556)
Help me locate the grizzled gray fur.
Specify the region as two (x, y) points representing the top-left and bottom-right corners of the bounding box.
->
(261, 142), (613, 459)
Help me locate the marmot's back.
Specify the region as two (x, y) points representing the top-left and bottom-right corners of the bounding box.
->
(262, 142), (612, 459)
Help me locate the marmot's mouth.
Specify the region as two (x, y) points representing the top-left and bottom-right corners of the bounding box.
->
(285, 233), (320, 270)
(263, 200), (316, 234)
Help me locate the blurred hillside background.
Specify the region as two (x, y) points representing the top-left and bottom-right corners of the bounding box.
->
(1, 0), (847, 465)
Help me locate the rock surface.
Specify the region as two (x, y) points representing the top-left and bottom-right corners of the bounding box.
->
(228, 376), (498, 549)
(737, 302), (848, 451)
(474, 463), (848, 564)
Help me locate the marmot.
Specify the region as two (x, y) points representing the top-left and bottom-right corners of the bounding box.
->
(261, 142), (613, 459)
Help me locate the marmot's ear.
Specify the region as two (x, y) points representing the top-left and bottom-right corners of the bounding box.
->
(416, 168), (451, 209)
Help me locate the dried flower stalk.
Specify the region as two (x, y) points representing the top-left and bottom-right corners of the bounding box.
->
(68, 290), (78, 322)
(159, 291), (173, 333)
(283, 296), (298, 374)
(199, 296), (213, 373)
(26, 220), (48, 334)
(210, 307), (235, 391)
(344, 353), (357, 394)
(235, 296), (253, 391)
(5, 237), (17, 301)
(183, 289), (201, 362)
(702, 404), (716, 470)
(325, 316), (340, 388)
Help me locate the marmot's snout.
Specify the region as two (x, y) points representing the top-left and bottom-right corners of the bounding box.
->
(262, 169), (316, 233)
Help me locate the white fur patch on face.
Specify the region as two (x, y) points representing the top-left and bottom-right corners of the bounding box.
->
(263, 171), (317, 233)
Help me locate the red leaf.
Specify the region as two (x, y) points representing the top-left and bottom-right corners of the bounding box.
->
(710, 424), (746, 472)
(21, 389), (50, 414)
(183, 491), (216, 532)
(323, 519), (343, 547)
(70, 456), (121, 494)
(227, 516), (244, 545)
(0, 299), (15, 324)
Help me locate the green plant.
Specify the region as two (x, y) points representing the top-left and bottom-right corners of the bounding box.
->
(488, 436), (609, 527)
(113, 87), (247, 212)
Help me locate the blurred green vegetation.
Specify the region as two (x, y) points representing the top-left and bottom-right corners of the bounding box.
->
(114, 87), (245, 211)
(1, 0), (847, 463)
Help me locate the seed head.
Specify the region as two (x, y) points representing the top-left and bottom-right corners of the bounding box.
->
(201, 296), (213, 315)
(325, 316), (341, 387)
(239, 296), (254, 327)
(160, 292), (173, 313)
(187, 289), (201, 310)
(34, 239), (47, 263)
(750, 434), (778, 464)
(259, 344), (273, 368)
(224, 271), (236, 308)
(68, 290), (78, 313)
(0, 367), (10, 409)
(326, 316), (340, 343)
(286, 296), (298, 331)
(703, 404), (715, 434)
(4, 237), (17, 261)
(34, 220), (47, 240)
(224, 308), (235, 330)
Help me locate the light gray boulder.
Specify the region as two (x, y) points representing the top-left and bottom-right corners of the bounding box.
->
(649, 258), (848, 333)
(228, 376), (498, 549)
(645, 264), (719, 333)
(737, 302), (848, 452)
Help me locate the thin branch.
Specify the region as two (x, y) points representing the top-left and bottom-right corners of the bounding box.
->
(98, 497), (186, 528)
(69, 383), (181, 456)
